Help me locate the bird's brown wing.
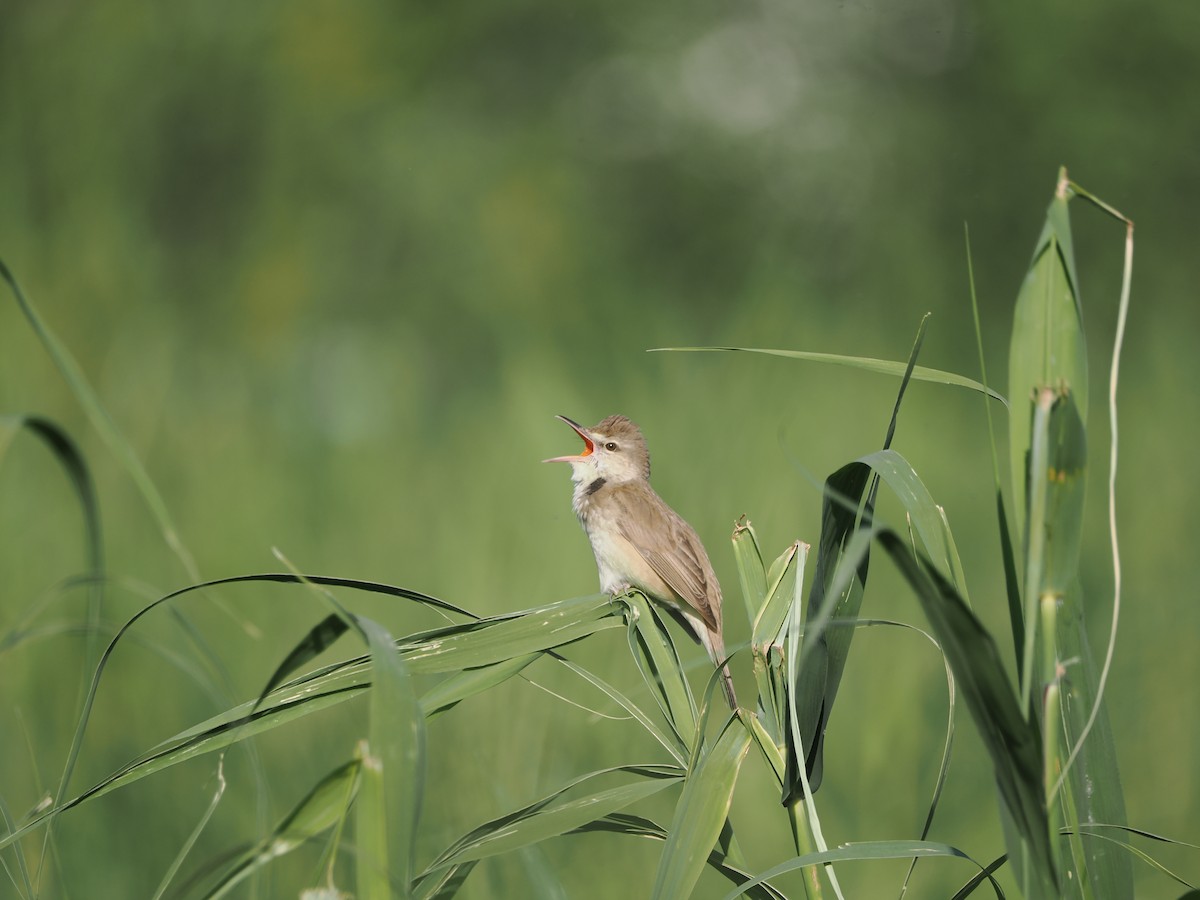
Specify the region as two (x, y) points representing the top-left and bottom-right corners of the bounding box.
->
(612, 482), (722, 632)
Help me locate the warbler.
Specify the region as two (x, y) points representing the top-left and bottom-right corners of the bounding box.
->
(545, 414), (737, 708)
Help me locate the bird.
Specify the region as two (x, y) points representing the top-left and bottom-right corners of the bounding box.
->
(544, 414), (737, 708)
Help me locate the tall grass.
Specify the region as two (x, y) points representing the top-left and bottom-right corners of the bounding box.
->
(2, 172), (1195, 898)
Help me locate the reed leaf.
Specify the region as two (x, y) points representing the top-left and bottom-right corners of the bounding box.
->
(421, 765), (682, 873)
(651, 346), (1006, 406)
(1008, 171), (1133, 898)
(651, 715), (751, 900)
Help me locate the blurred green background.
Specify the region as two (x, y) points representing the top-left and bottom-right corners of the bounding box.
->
(1, 1), (1197, 897)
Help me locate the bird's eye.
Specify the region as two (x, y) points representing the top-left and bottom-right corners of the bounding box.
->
(605, 442), (618, 451)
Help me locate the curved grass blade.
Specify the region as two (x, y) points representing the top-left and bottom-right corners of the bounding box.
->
(1067, 828), (1197, 892)
(253, 614), (350, 713)
(1066, 823), (1200, 894)
(402, 595), (621, 671)
(650, 347), (1007, 406)
(576, 813), (786, 900)
(0, 266), (269, 841)
(874, 529), (1055, 896)
(203, 573), (476, 618)
(949, 852), (1009, 900)
(0, 414), (109, 884)
(552, 657), (688, 766)
(1075, 823), (1200, 851)
(894, 620), (956, 893)
(800, 517), (1047, 895)
(814, 616), (957, 897)
(651, 715), (751, 900)
(621, 592), (697, 748)
(419, 654), (539, 718)
(720, 839), (1005, 900)
(0, 415), (104, 664)
(854, 449), (970, 598)
(0, 259), (197, 580)
(128, 600), (614, 767)
(416, 806), (786, 900)
(0, 585), (620, 853)
(412, 861), (478, 900)
(420, 765), (683, 874)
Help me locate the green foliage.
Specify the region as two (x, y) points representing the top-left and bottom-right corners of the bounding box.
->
(3, 164), (1198, 900)
(653, 715), (751, 900)
(1006, 174), (1134, 899)
(204, 758), (357, 898)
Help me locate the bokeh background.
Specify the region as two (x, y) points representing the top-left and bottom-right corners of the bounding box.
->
(1, 1), (1197, 897)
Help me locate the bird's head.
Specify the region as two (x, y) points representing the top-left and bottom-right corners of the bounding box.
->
(543, 414), (651, 485)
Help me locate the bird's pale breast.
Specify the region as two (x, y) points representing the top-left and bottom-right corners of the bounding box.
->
(582, 503), (676, 601)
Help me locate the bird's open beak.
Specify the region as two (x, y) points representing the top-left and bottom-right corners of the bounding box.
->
(542, 415), (594, 463)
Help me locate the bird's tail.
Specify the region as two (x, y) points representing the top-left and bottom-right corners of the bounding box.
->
(685, 611), (738, 709)
(711, 641), (738, 710)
